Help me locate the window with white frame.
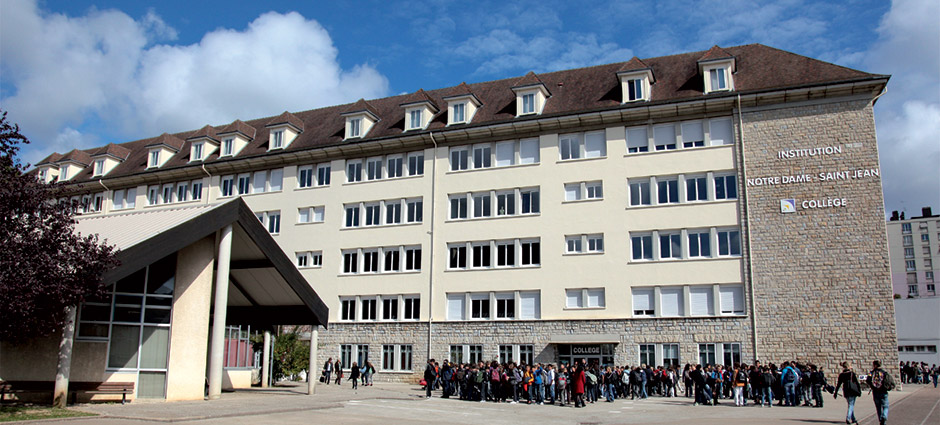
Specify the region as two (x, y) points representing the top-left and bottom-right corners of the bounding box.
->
(406, 199), (423, 223)
(192, 142), (204, 161)
(521, 188), (540, 214)
(403, 296), (420, 320)
(496, 191), (515, 216)
(901, 223), (912, 233)
(472, 144), (492, 169)
(386, 200), (402, 225)
(256, 211), (281, 234)
(626, 126), (649, 153)
(631, 234), (653, 260)
(632, 288), (654, 316)
(380, 344), (413, 371)
(449, 239), (539, 270)
(222, 138), (234, 156)
(340, 298), (356, 321)
(681, 121), (705, 148)
(629, 180), (651, 206)
(298, 206), (325, 224)
(383, 248), (401, 272)
(659, 232), (681, 259)
(407, 152), (424, 176)
(653, 125), (677, 151)
(362, 203), (379, 226)
(344, 204), (360, 228)
(446, 294), (466, 320)
(520, 239), (540, 266)
(296, 251), (323, 268)
(906, 260), (916, 271)
(661, 287), (684, 317)
(93, 159), (105, 176)
(362, 250), (379, 273)
(565, 235), (583, 254)
(709, 118), (733, 146)
(472, 192), (491, 218)
(903, 235), (913, 246)
(450, 147), (469, 171)
(450, 139), (538, 172)
(663, 344), (680, 367)
(714, 174), (737, 200)
(342, 250), (358, 274)
(298, 163), (331, 188)
(149, 150), (160, 168)
(495, 293), (515, 319)
(717, 229), (742, 256)
(657, 177), (680, 203)
(452, 102), (466, 123)
(450, 188), (538, 220)
(382, 297), (398, 320)
(689, 286), (715, 316)
(698, 343), (716, 366)
(386, 155), (403, 178)
(408, 109), (423, 130)
(688, 230), (711, 258)
(366, 157), (382, 181)
(361, 298), (377, 320)
(405, 246), (422, 271)
(470, 294), (490, 319)
(344, 199), (422, 228)
(471, 243), (491, 268)
(686, 176), (707, 201)
(191, 180), (203, 200)
(270, 130), (284, 149)
(111, 188), (137, 211)
(496, 240), (515, 267)
(566, 288), (606, 309)
(559, 134), (582, 160)
(221, 176), (235, 197)
(626, 78), (645, 101)
(719, 285), (745, 315)
(349, 118), (362, 138)
(346, 160), (362, 183)
(176, 182), (189, 203)
(566, 234), (604, 254)
(237, 174), (252, 195)
(706, 67), (731, 92)
(521, 93), (536, 114)
(340, 344), (353, 367)
(639, 344), (655, 366)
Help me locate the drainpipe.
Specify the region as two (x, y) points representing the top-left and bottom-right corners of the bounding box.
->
(426, 133), (439, 362)
(737, 94), (759, 362)
(98, 179), (110, 213)
(201, 163), (212, 204)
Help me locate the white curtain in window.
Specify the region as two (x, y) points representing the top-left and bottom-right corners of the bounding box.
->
(495, 141), (515, 166)
(690, 286), (714, 316)
(584, 132), (606, 157)
(519, 291), (539, 319)
(112, 189), (125, 210)
(446, 294), (465, 320)
(661, 287), (683, 316)
(313, 206), (324, 222)
(125, 188), (136, 208)
(519, 138), (539, 164)
(632, 288), (653, 312)
(709, 118), (733, 145)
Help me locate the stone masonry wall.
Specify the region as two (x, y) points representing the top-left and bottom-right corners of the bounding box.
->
(740, 97), (898, 376)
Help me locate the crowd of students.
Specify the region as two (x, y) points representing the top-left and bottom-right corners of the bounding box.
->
(899, 361), (939, 387)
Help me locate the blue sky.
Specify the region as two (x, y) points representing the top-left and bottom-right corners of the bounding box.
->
(1, 0), (937, 214)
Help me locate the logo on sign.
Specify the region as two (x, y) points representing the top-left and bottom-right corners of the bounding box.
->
(780, 199), (796, 213)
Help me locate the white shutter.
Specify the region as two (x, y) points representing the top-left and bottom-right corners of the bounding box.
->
(565, 184), (580, 201)
(253, 171), (266, 193)
(313, 206), (325, 222)
(269, 168), (283, 191)
(690, 286), (714, 316)
(447, 294), (465, 320)
(584, 131), (606, 158)
(661, 287), (683, 317)
(681, 122), (704, 144)
(298, 208), (310, 223)
(112, 189), (125, 210)
(125, 188), (136, 208)
(587, 288), (605, 307)
(520, 291), (539, 319)
(632, 288), (653, 313)
(626, 127), (648, 150)
(709, 118), (733, 146)
(566, 289), (582, 308)
(720, 285), (745, 314)
(519, 138), (539, 164)
(495, 141), (515, 166)
(653, 125), (676, 147)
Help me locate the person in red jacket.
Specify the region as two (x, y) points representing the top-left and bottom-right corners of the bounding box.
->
(571, 364), (586, 408)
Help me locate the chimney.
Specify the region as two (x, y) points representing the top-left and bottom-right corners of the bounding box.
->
(890, 211), (899, 221)
(923, 207), (933, 217)
(900, 212), (905, 220)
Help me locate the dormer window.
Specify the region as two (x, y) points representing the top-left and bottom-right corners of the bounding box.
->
(149, 150), (160, 168)
(61, 167), (70, 180)
(271, 130), (284, 149)
(38, 169), (47, 181)
(699, 58), (735, 94)
(349, 118), (362, 138)
(222, 138), (234, 156)
(408, 110), (423, 131)
(443, 91), (481, 126)
(93, 159), (105, 176)
(617, 66), (654, 103)
(453, 103), (465, 123)
(522, 93), (535, 114)
(192, 142), (204, 161)
(709, 68), (728, 91)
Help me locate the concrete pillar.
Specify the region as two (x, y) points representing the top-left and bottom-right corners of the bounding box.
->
(53, 306), (77, 408)
(308, 327), (318, 395)
(207, 224), (233, 400)
(261, 331), (271, 388)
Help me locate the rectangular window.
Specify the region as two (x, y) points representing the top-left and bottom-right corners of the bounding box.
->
(584, 131), (606, 157)
(566, 289), (583, 308)
(690, 286), (715, 316)
(148, 186), (159, 205)
(382, 297), (398, 320)
(366, 157), (382, 180)
(340, 345), (353, 368)
(566, 236), (583, 254)
(653, 125), (677, 151)
(385, 201), (402, 225)
(472, 144), (492, 169)
(587, 234), (604, 252)
(495, 141), (515, 167)
(406, 199), (423, 223)
(903, 235), (913, 246)
(311, 252), (322, 267)
(639, 344), (655, 366)
(450, 195), (468, 219)
(632, 288), (654, 316)
(632, 235), (653, 260)
(709, 68), (727, 90)
(907, 273), (918, 284)
(268, 169), (283, 192)
(559, 134), (582, 160)
(626, 127), (649, 153)
(661, 287), (684, 317)
(453, 103), (465, 123)
(723, 343), (741, 367)
(519, 138), (539, 164)
(405, 247), (421, 271)
(709, 118), (733, 146)
(94, 159), (105, 176)
(499, 345), (513, 364)
(565, 183), (582, 201)
(383, 345), (394, 370)
(520, 240), (540, 266)
(403, 297), (420, 320)
(714, 175), (738, 200)
(658, 178), (680, 203)
(340, 299), (356, 321)
(468, 345), (483, 364)
(681, 122), (705, 148)
(361, 299), (377, 321)
(496, 191), (515, 216)
(927, 271), (935, 283)
(221, 176), (234, 197)
(495, 294), (515, 319)
(521, 189), (540, 214)
(346, 160), (362, 183)
(496, 241), (515, 267)
(663, 344), (680, 368)
(192, 143), (204, 161)
(921, 233), (930, 242)
(271, 130), (283, 149)
(362, 250), (379, 273)
(342, 251), (358, 274)
(316, 164), (331, 186)
(472, 243), (491, 268)
(399, 345), (413, 371)
(660, 233), (681, 259)
(719, 285), (745, 315)
(112, 189), (126, 210)
(407, 152), (424, 176)
(717, 230), (742, 256)
(266, 212), (280, 234)
(450, 147), (469, 171)
(519, 345), (534, 365)
(470, 296), (490, 319)
(906, 260), (916, 271)
(298, 206), (325, 224)
(384, 248), (400, 272)
(449, 245), (467, 269)
(627, 79), (643, 101)
(149, 150), (160, 167)
(586, 181), (603, 199)
(688, 231), (711, 258)
(472, 193), (491, 218)
(519, 292), (539, 319)
(909, 284), (919, 296)
(222, 139), (234, 156)
(191, 181), (203, 200)
(409, 109), (422, 130)
(237, 174), (251, 195)
(364, 203), (380, 226)
(296, 253), (308, 268)
(345, 205), (360, 228)
(522, 93), (535, 114)
(686, 176), (707, 201)
(586, 288), (605, 308)
(901, 223), (912, 233)
(386, 155), (403, 178)
(630, 181), (651, 206)
(446, 294), (466, 320)
(349, 118), (361, 138)
(298, 166), (314, 188)
(699, 344), (716, 366)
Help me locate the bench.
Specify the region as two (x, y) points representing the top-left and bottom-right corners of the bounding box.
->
(0, 381), (135, 405)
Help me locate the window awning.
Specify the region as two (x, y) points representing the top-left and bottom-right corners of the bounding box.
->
(74, 198), (328, 328)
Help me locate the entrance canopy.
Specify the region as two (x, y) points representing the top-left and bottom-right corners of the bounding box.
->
(74, 198), (328, 328)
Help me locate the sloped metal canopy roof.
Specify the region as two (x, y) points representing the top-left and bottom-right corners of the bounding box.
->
(74, 199), (328, 328)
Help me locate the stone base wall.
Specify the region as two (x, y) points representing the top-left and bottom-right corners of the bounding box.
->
(316, 317), (751, 383)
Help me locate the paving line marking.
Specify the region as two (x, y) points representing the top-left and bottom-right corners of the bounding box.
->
(608, 411), (621, 413)
(919, 395), (940, 425)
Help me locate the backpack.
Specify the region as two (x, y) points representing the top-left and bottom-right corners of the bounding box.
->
(474, 370), (484, 384)
(783, 367), (797, 383)
(491, 368), (500, 382)
(870, 369), (895, 391)
(586, 371), (597, 385)
(736, 371), (747, 383)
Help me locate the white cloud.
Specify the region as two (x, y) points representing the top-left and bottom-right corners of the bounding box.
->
(864, 0), (940, 214)
(0, 1), (389, 164)
(455, 30), (633, 76)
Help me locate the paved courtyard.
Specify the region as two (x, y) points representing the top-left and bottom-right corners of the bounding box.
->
(43, 382), (939, 424)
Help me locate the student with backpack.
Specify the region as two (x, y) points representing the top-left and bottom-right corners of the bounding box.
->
(780, 361), (799, 406)
(733, 364), (748, 406)
(834, 362), (862, 424)
(866, 360), (895, 425)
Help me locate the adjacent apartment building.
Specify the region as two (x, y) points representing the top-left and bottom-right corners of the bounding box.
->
(32, 44), (897, 382)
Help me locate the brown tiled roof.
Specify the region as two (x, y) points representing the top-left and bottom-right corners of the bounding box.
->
(57, 149), (92, 166)
(146, 133), (185, 151)
(399, 89), (440, 112)
(36, 152), (63, 166)
(218, 119), (256, 140)
(91, 143), (131, 160)
(618, 56), (652, 73)
(512, 71), (544, 88)
(186, 124), (219, 142)
(442, 82), (482, 106)
(41, 44), (884, 183)
(265, 111), (304, 132)
(698, 45), (735, 62)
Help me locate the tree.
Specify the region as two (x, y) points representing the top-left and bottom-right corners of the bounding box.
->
(0, 110), (117, 342)
(272, 328), (310, 382)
